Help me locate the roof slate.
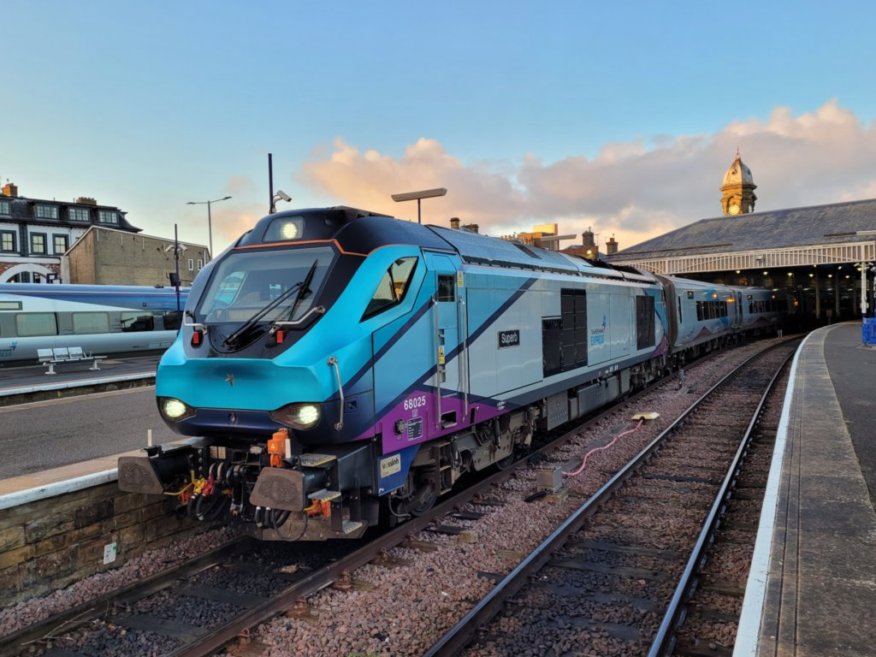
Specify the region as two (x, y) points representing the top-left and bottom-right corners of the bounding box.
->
(612, 198), (876, 260)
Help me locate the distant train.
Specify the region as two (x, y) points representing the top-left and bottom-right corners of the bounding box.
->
(0, 283), (188, 364)
(119, 207), (782, 541)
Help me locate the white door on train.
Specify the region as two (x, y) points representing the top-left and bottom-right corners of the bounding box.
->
(424, 252), (463, 429)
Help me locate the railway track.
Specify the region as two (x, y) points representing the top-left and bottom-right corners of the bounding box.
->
(425, 340), (797, 657)
(669, 371), (786, 656)
(3, 340), (792, 657)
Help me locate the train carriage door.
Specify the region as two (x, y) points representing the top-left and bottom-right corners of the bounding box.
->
(735, 291), (743, 328)
(424, 252), (463, 430)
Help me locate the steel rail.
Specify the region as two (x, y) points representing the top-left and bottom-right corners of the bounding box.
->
(0, 537), (253, 657)
(423, 340), (796, 657)
(646, 344), (797, 657)
(4, 342), (779, 657)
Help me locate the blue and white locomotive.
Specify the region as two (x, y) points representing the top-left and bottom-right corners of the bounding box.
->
(119, 207), (780, 540)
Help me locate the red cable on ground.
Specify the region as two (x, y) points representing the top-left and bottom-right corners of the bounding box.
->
(562, 419), (644, 477)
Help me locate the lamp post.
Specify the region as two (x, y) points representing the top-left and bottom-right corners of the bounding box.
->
(186, 195), (231, 261)
(391, 188), (447, 224)
(856, 230), (876, 317)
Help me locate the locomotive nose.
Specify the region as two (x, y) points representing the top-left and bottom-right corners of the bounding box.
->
(156, 358), (326, 412)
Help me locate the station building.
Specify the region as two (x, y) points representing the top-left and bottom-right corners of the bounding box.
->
(0, 181), (209, 286)
(606, 154), (876, 327)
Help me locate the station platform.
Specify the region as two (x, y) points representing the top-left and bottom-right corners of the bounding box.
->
(735, 322), (876, 656)
(0, 353), (159, 401)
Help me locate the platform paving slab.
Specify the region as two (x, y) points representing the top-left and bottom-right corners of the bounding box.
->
(747, 324), (876, 657)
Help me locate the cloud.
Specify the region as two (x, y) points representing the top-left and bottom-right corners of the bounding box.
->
(298, 99), (876, 252)
(224, 175), (257, 196)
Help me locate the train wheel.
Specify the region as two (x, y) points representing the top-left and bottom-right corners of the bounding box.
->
(408, 482), (438, 516)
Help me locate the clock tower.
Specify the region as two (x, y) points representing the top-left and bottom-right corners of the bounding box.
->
(720, 151), (757, 216)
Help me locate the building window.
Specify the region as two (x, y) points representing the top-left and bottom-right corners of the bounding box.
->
(53, 235), (69, 254)
(35, 205), (59, 220)
(69, 207), (90, 222)
(98, 210), (118, 224)
(0, 231), (16, 253)
(197, 258), (203, 269)
(187, 258), (195, 271)
(0, 200), (10, 216)
(30, 233), (47, 254)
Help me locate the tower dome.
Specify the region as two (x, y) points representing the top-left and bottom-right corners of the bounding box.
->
(722, 155), (755, 187)
(720, 150), (757, 216)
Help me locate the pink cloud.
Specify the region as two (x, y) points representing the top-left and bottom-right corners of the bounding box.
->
(292, 100), (876, 251)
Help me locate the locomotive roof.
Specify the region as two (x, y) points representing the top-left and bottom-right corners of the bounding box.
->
(237, 208), (656, 283)
(426, 224), (656, 283)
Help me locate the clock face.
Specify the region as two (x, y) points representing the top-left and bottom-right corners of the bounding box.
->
(728, 202), (740, 215)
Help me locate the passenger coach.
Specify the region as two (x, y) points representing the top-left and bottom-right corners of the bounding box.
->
(0, 284), (187, 363)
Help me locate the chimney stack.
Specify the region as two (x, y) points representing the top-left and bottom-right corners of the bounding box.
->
(582, 227), (595, 248)
(2, 182), (18, 197)
(450, 217), (460, 230)
(606, 236), (618, 255)
(462, 223), (479, 233)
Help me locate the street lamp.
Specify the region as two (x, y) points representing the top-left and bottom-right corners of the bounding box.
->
(186, 195), (231, 261)
(391, 187), (447, 224)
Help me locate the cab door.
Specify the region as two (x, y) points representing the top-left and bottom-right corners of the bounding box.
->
(424, 252), (463, 430)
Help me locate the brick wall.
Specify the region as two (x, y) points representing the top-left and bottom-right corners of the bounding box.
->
(67, 229), (209, 286)
(0, 484), (204, 606)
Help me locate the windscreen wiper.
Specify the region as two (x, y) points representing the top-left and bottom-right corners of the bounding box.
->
(222, 279), (306, 348)
(284, 259), (319, 322)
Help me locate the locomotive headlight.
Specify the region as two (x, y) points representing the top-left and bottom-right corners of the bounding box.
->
(271, 402), (321, 430)
(159, 397), (196, 422)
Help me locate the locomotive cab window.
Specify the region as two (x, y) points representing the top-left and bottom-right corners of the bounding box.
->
(436, 274), (455, 302)
(196, 246), (334, 324)
(363, 257), (418, 319)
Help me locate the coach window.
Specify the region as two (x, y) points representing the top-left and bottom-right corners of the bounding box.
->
(121, 311), (155, 332)
(163, 311), (182, 330)
(16, 313), (57, 337)
(0, 230), (15, 253)
(72, 312), (110, 334)
(363, 257), (418, 319)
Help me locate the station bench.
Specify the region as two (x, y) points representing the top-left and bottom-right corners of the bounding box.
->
(37, 347), (108, 375)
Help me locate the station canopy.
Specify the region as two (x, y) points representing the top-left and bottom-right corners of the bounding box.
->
(607, 199), (876, 275)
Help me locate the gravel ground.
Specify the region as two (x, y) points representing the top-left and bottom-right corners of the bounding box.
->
(0, 527), (239, 637)
(1, 339), (781, 657)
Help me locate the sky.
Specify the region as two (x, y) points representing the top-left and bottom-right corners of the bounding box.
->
(4, 1), (876, 256)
